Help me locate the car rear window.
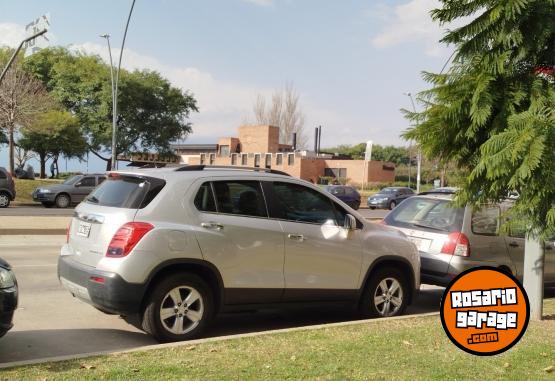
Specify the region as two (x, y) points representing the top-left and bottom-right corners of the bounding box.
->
(85, 174), (165, 209)
(383, 197), (464, 233)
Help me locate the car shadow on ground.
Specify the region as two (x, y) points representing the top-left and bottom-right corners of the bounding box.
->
(0, 287), (445, 365)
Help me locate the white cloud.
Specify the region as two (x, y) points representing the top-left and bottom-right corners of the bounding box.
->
(370, 0), (456, 57)
(242, 0), (273, 6)
(0, 22), (26, 48)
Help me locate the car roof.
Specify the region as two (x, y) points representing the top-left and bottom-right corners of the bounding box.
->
(110, 166), (294, 182)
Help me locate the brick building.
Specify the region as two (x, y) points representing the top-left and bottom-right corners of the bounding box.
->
(172, 125), (395, 185)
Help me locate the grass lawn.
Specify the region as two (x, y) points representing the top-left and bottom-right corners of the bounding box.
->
(13, 178), (62, 203)
(3, 299), (554, 380)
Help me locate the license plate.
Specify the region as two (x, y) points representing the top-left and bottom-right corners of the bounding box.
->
(77, 222), (92, 238)
(408, 236), (431, 252)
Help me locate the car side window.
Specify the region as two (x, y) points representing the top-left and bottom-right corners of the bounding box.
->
(194, 182), (217, 213)
(508, 220), (526, 239)
(471, 205), (500, 236)
(77, 177), (96, 187)
(0, 170), (6, 179)
(97, 176), (106, 185)
(345, 187), (356, 196)
(212, 181), (267, 217)
(333, 201), (363, 229)
(271, 182), (338, 225)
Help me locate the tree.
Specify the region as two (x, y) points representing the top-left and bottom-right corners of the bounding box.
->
(253, 83), (306, 147)
(19, 110), (87, 178)
(404, 0), (555, 319)
(24, 47), (198, 170)
(0, 48), (52, 173)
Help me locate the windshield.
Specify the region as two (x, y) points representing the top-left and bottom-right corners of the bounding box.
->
(383, 197), (464, 233)
(380, 188), (396, 194)
(85, 174), (165, 209)
(63, 175), (82, 185)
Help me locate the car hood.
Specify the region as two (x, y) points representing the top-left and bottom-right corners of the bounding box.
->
(35, 184), (70, 192)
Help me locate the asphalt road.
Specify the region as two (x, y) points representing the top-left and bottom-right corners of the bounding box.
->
(0, 236), (441, 365)
(0, 205), (389, 219)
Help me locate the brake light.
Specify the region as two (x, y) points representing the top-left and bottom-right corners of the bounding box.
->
(106, 222), (154, 257)
(441, 232), (470, 257)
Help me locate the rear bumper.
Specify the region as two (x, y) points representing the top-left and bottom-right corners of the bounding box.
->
(57, 255), (146, 315)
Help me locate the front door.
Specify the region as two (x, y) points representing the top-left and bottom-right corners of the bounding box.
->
(265, 181), (363, 302)
(192, 179), (285, 304)
(73, 176), (97, 202)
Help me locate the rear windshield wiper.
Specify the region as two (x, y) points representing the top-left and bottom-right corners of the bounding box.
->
(86, 195), (100, 204)
(412, 223), (448, 232)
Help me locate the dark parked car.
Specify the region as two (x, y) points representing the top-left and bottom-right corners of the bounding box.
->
(324, 185), (361, 210)
(367, 187), (414, 210)
(33, 174), (106, 208)
(0, 257), (18, 338)
(0, 167), (16, 208)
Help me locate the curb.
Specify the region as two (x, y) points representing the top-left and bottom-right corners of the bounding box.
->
(0, 311), (439, 370)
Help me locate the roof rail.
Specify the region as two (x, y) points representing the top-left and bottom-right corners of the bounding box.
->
(175, 165), (291, 177)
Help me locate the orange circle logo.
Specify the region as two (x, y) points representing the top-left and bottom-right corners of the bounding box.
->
(440, 267), (530, 356)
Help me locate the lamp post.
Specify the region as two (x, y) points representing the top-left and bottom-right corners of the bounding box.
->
(404, 92), (422, 193)
(100, 34), (116, 170)
(100, 0), (137, 171)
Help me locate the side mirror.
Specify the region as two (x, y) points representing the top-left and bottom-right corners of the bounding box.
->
(344, 214), (357, 230)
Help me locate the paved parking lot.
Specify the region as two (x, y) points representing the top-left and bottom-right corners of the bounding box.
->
(0, 235), (441, 365)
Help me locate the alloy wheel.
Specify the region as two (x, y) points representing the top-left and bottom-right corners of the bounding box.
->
(373, 277), (404, 317)
(159, 286), (204, 335)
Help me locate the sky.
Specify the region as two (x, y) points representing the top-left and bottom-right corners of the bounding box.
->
(0, 0), (456, 172)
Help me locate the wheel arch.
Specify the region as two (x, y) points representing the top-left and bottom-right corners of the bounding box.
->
(359, 256), (416, 305)
(141, 259), (225, 313)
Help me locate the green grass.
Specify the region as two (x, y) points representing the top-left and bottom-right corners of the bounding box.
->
(14, 178), (62, 203)
(4, 299), (554, 380)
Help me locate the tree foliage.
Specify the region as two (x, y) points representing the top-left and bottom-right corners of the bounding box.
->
(19, 110), (87, 178)
(23, 47), (198, 168)
(324, 143), (410, 165)
(404, 0), (555, 238)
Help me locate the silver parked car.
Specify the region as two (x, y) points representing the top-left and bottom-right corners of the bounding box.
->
(382, 190), (555, 287)
(33, 174), (106, 208)
(58, 166), (420, 342)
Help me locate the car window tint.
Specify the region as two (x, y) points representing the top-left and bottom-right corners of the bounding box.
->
(86, 175), (165, 209)
(345, 187), (356, 196)
(97, 176), (106, 185)
(0, 170), (6, 179)
(329, 187), (345, 196)
(384, 197), (464, 233)
(271, 182), (338, 225)
(194, 182), (217, 213)
(213, 181), (267, 217)
(333, 202), (363, 229)
(79, 177), (96, 187)
(471, 206), (500, 236)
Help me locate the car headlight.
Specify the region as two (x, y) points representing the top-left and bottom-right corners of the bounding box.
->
(38, 188), (51, 193)
(0, 268), (15, 288)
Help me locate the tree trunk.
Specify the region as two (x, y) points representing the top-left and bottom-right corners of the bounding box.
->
(523, 232), (544, 320)
(39, 152), (46, 179)
(8, 126), (14, 175)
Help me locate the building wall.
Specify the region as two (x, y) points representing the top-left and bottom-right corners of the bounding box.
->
(238, 125), (281, 153)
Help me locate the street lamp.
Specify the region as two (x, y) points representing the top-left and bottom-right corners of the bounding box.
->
(100, 0), (137, 171)
(99, 34), (116, 170)
(404, 92), (422, 193)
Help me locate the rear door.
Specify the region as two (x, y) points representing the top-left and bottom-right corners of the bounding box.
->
(68, 174), (165, 268)
(192, 179), (285, 304)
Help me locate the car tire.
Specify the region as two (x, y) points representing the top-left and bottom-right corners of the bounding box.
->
(369, 206), (376, 210)
(388, 200), (397, 210)
(55, 194), (71, 208)
(360, 267), (409, 318)
(41, 202), (54, 208)
(0, 192), (10, 208)
(142, 273), (213, 343)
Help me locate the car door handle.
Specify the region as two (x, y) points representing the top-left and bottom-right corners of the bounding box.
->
(509, 241), (519, 248)
(287, 234), (305, 242)
(201, 222), (224, 231)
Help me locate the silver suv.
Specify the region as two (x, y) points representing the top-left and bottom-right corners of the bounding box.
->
(58, 166), (420, 342)
(382, 190), (555, 287)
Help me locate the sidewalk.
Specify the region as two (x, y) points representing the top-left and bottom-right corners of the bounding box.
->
(0, 216), (70, 235)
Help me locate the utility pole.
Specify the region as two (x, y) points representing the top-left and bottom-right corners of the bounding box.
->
(404, 92), (422, 193)
(0, 29), (47, 85)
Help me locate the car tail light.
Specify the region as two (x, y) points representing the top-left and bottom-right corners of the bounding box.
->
(66, 222), (71, 243)
(441, 232), (470, 257)
(106, 222), (154, 257)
